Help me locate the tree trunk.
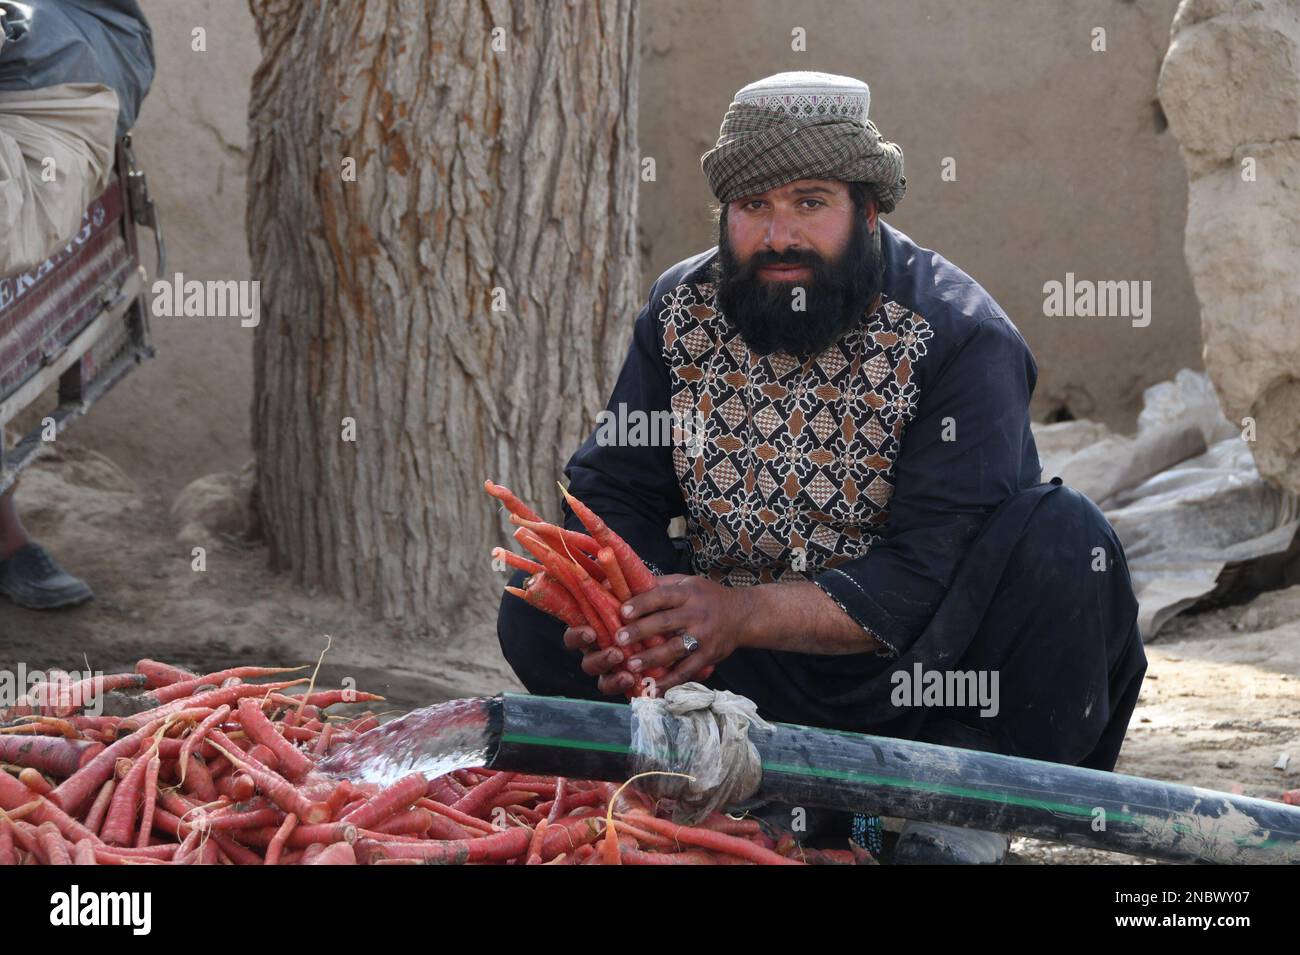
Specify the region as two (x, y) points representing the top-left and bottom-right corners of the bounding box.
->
(246, 0), (640, 627)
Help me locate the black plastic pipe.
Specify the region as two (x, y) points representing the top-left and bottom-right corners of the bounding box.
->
(487, 693), (1300, 864)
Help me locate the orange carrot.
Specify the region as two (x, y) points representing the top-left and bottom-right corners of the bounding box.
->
(601, 817), (622, 865)
(203, 806), (284, 831)
(179, 753), (218, 802)
(0, 735), (105, 777)
(309, 841), (357, 865)
(273, 689), (385, 710)
(525, 818), (549, 864)
(135, 659), (198, 688)
(209, 831), (263, 865)
(152, 665), (305, 705)
(697, 812), (763, 835)
(134, 754), (161, 848)
(313, 723), (335, 756)
(524, 574), (587, 628)
(607, 818), (677, 850)
(507, 515), (601, 555)
(234, 821), (356, 849)
(99, 751), (152, 846)
(90, 843), (176, 865)
(341, 773), (428, 830)
(597, 547), (632, 602)
(4, 817), (38, 859)
(345, 713), (380, 734)
(515, 529), (609, 643)
(492, 547), (545, 577)
(508, 516), (605, 579)
(0, 775), (97, 845)
(579, 576), (629, 654)
(560, 485), (656, 594)
(415, 797), (498, 835)
(36, 822), (72, 866)
(246, 743), (280, 771)
(216, 770), (256, 802)
(538, 815), (605, 861)
(359, 827), (530, 864)
(121, 680), (306, 729)
(44, 673), (147, 717)
(18, 768), (53, 796)
(505, 584), (583, 631)
(207, 740), (330, 824)
(264, 813), (298, 865)
(450, 771), (516, 820)
(618, 812), (803, 865)
(620, 846), (722, 864)
(82, 778), (116, 837)
(484, 480), (543, 522)
(173, 826), (202, 865)
(489, 790), (540, 810)
(178, 704), (230, 783)
(237, 698), (315, 781)
(71, 837), (98, 865)
(372, 809), (434, 836)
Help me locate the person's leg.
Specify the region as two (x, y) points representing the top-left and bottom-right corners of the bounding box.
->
(0, 484), (94, 609)
(709, 483), (1145, 768)
(892, 484), (1145, 863)
(929, 483), (1146, 771)
(0, 486), (30, 559)
(712, 484), (1144, 861)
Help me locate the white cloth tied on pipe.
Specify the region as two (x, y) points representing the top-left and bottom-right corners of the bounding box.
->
(629, 682), (773, 824)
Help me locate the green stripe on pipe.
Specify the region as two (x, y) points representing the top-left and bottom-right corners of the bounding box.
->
(501, 731), (1284, 849)
(760, 759), (1144, 824)
(502, 732), (629, 755)
(502, 730), (1125, 819)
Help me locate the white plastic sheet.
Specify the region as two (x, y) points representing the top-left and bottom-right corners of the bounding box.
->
(1038, 370), (1300, 639)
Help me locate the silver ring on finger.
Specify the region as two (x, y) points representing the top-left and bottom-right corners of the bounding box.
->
(681, 634), (700, 655)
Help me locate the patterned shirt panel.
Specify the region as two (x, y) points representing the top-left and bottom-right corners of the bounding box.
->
(659, 277), (934, 588)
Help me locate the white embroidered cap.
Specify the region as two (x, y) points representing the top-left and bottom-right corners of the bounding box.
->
(732, 71), (872, 125)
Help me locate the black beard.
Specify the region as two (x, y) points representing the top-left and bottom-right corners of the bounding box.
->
(710, 209), (885, 358)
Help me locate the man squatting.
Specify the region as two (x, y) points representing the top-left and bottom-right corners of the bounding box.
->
(497, 72), (1148, 856)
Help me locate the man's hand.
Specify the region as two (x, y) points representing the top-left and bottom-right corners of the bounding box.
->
(612, 574), (755, 693)
(561, 625), (642, 696)
(564, 574), (883, 697)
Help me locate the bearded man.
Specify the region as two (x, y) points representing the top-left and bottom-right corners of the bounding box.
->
(496, 72), (1147, 861)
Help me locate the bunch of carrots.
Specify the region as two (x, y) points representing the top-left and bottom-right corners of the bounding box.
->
(0, 657), (869, 865)
(487, 480), (713, 697)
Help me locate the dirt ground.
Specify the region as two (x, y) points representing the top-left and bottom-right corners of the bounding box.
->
(2, 443), (1297, 864)
(0, 443), (523, 712)
(1012, 589), (1300, 864)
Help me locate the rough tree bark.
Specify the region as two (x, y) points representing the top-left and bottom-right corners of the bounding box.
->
(245, 0), (640, 628)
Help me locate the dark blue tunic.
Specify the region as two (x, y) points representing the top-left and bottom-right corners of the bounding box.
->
(499, 222), (1146, 772)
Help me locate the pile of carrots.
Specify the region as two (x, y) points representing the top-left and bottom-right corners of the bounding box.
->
(487, 480), (712, 696)
(0, 658), (870, 865)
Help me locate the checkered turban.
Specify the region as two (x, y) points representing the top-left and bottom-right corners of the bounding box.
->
(701, 72), (906, 213)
